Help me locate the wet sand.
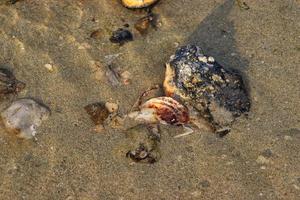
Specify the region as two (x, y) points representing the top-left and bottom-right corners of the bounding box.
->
(0, 0), (299, 199)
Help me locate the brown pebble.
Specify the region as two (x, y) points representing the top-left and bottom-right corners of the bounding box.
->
(84, 102), (110, 125)
(134, 13), (156, 35)
(90, 29), (102, 39)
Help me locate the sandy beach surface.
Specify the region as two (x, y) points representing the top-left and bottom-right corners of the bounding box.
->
(0, 0), (299, 199)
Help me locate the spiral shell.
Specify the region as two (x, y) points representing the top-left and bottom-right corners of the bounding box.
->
(128, 97), (189, 126)
(121, 0), (158, 8)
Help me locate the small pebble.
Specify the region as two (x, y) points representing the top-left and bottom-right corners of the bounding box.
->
(105, 102), (119, 113)
(110, 28), (133, 45)
(256, 155), (270, 165)
(44, 64), (55, 72)
(84, 102), (110, 125)
(261, 149), (273, 158)
(90, 29), (103, 39)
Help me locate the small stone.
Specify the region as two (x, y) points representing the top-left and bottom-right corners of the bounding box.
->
(44, 64), (55, 72)
(84, 102), (110, 125)
(105, 102), (119, 113)
(121, 71), (131, 85)
(90, 29), (103, 39)
(93, 124), (105, 133)
(134, 13), (156, 35)
(199, 180), (210, 188)
(261, 149), (273, 158)
(109, 28), (133, 45)
(284, 135), (292, 140)
(256, 155), (270, 165)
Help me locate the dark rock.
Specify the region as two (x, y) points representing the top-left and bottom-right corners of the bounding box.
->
(109, 28), (133, 45)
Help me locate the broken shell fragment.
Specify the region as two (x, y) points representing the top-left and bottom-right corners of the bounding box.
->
(1, 99), (50, 139)
(128, 97), (189, 126)
(0, 68), (25, 97)
(84, 102), (110, 125)
(164, 45), (250, 129)
(121, 0), (158, 8)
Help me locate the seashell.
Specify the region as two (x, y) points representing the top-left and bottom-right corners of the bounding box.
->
(1, 99), (50, 139)
(121, 0), (158, 9)
(128, 96), (189, 126)
(0, 68), (25, 97)
(163, 45), (250, 128)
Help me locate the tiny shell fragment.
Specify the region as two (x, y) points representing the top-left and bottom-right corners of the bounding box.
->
(1, 99), (50, 139)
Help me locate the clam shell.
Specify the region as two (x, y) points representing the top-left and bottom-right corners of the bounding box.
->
(128, 97), (189, 125)
(121, 0), (158, 8)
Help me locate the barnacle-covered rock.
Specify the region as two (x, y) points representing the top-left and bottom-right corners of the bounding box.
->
(1, 99), (50, 139)
(0, 68), (25, 97)
(164, 45), (250, 128)
(128, 97), (189, 126)
(121, 0), (158, 9)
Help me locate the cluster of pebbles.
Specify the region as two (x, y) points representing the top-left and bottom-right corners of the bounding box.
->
(1, 1), (250, 163)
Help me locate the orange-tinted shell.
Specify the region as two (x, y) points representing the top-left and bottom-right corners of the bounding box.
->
(122, 0), (158, 8)
(129, 97), (189, 125)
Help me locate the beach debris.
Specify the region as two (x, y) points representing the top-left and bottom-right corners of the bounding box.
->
(44, 63), (55, 72)
(105, 65), (121, 86)
(163, 45), (250, 133)
(120, 71), (131, 85)
(121, 0), (158, 9)
(125, 125), (160, 163)
(134, 13), (157, 35)
(105, 102), (119, 113)
(128, 96), (189, 126)
(1, 99), (50, 139)
(109, 28), (133, 45)
(84, 102), (110, 125)
(126, 143), (157, 163)
(0, 68), (25, 97)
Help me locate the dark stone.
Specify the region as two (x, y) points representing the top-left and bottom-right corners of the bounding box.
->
(109, 28), (133, 45)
